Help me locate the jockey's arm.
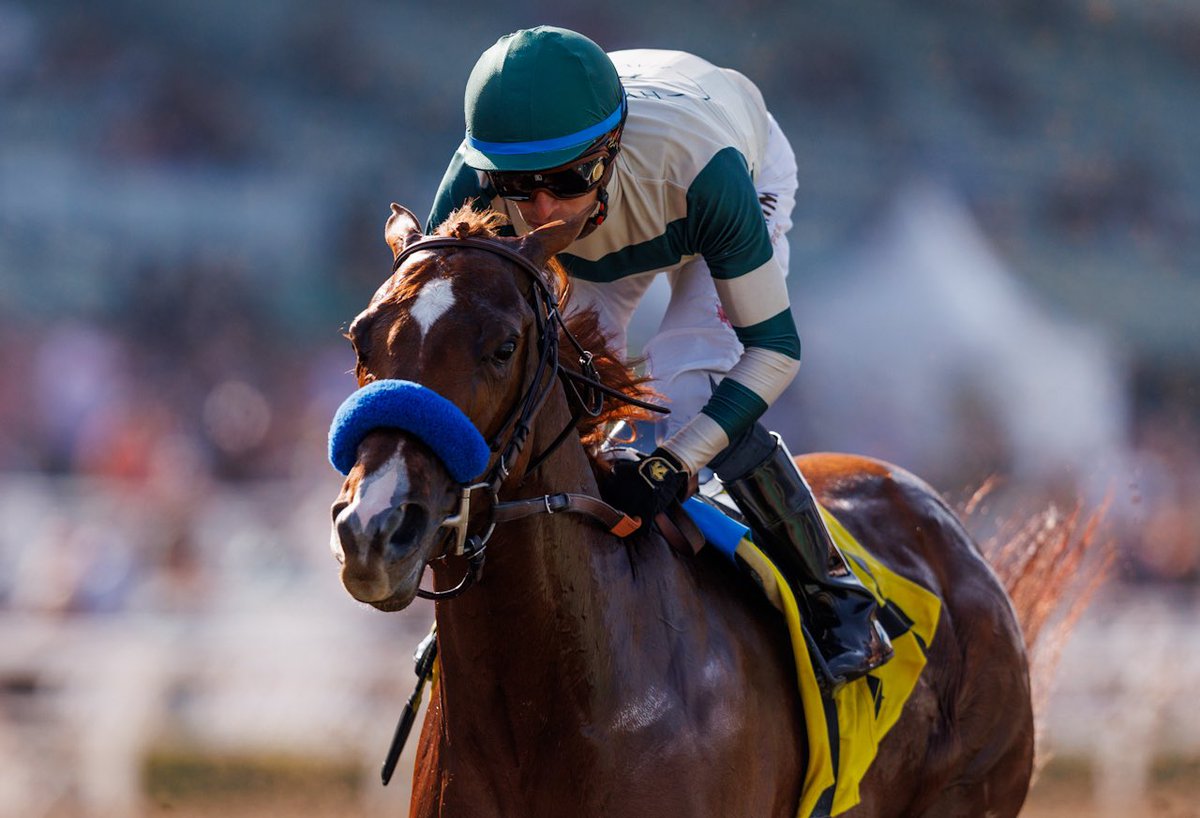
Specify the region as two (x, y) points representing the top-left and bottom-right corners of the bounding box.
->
(660, 147), (802, 475)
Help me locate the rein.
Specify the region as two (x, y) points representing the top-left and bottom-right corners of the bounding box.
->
(384, 234), (668, 600)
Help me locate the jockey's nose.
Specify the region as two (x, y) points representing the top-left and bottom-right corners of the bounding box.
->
(527, 190), (559, 224)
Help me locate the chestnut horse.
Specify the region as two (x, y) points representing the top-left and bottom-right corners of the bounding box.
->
(330, 204), (1034, 817)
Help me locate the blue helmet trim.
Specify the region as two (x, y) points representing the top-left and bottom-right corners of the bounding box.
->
(466, 99), (624, 157)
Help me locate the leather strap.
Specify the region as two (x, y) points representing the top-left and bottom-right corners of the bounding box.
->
(490, 491), (702, 553)
(493, 492), (642, 537)
(656, 502), (705, 556)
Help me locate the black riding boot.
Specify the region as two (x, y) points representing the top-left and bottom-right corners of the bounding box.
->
(711, 424), (894, 689)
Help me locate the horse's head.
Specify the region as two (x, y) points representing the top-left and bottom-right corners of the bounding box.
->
(329, 203), (586, 611)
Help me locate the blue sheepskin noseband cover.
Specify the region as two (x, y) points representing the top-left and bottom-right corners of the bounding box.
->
(328, 380), (490, 482)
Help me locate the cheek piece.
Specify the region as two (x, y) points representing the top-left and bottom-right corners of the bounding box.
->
(328, 379), (491, 484)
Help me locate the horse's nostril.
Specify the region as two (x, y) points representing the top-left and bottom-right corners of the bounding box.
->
(387, 504), (429, 556)
(331, 500), (349, 524)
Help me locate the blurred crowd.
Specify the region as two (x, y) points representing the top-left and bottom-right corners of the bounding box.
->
(1, 0), (1198, 625)
(0, 276), (346, 483)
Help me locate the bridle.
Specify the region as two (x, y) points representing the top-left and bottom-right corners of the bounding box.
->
(387, 234), (668, 601)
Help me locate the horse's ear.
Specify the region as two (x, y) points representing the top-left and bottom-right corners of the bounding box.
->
(385, 203), (424, 257)
(516, 209), (588, 268)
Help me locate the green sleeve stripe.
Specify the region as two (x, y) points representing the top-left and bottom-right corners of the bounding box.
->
(686, 147), (774, 281)
(733, 308), (802, 360)
(427, 144), (492, 233)
(560, 219), (689, 282)
(700, 377), (770, 441)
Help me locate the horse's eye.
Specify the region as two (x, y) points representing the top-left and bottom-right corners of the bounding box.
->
(493, 340), (517, 363)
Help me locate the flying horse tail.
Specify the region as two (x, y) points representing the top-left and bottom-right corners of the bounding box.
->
(965, 480), (1115, 758)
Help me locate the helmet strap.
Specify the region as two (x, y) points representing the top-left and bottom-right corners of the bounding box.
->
(576, 186), (608, 241)
(576, 140), (619, 241)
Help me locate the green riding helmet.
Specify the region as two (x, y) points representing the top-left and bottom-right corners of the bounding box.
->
(463, 26), (626, 172)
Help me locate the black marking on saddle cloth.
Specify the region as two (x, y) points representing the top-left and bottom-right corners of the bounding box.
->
(866, 674), (884, 719)
(880, 601), (928, 656)
(879, 600), (915, 642)
(813, 688), (840, 817)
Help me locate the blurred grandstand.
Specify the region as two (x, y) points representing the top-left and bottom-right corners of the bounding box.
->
(1, 1), (1198, 815)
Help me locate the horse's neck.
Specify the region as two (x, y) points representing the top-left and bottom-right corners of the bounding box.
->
(423, 395), (811, 807)
(430, 392), (638, 746)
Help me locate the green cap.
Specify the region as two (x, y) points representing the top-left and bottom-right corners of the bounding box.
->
(463, 27), (624, 172)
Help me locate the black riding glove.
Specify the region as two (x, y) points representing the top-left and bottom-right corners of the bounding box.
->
(607, 447), (691, 521)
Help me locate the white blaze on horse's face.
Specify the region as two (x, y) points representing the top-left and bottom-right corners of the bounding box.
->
(410, 278), (457, 343)
(330, 450), (411, 563)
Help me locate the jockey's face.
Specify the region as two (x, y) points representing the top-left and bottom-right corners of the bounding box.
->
(512, 188), (599, 232)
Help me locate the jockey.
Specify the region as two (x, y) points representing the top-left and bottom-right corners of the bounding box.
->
(428, 26), (892, 686)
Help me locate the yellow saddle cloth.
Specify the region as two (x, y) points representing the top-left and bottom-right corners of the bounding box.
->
(734, 507), (942, 818)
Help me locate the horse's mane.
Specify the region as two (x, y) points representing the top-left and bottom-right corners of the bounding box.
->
(435, 206), (659, 450)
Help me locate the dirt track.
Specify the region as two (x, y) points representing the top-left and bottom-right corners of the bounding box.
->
(141, 769), (1200, 818)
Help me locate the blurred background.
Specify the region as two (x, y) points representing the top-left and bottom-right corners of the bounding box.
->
(1, 0), (1197, 815)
